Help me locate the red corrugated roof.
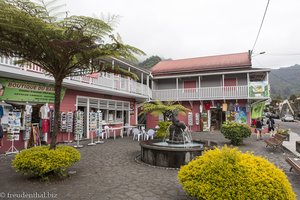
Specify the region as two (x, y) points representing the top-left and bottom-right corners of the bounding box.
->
(151, 52), (251, 75)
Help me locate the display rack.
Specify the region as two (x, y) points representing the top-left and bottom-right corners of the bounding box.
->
(6, 111), (21, 155)
(88, 111), (97, 146)
(74, 110), (84, 148)
(64, 111), (73, 143)
(95, 110), (104, 144)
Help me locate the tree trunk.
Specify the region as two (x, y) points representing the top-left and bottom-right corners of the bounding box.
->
(50, 78), (63, 149)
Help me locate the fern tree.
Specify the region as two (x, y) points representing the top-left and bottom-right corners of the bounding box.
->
(0, 0), (144, 149)
(140, 101), (190, 121)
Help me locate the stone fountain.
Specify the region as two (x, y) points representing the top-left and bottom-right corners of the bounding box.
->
(140, 111), (216, 168)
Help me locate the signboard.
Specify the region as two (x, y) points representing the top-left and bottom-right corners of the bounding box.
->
(0, 78), (66, 103)
(251, 102), (265, 119)
(188, 112), (193, 126)
(249, 81), (269, 98)
(195, 113), (200, 125)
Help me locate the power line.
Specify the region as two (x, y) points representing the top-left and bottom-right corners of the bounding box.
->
(251, 0), (271, 53)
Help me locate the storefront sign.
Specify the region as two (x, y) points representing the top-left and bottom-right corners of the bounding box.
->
(249, 81), (269, 97)
(251, 102), (265, 119)
(0, 78), (66, 103)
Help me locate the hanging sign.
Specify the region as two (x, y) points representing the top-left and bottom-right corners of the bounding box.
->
(188, 112), (193, 126)
(0, 78), (66, 103)
(249, 81), (269, 97)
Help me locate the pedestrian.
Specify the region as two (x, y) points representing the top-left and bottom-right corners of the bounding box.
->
(267, 116), (275, 136)
(0, 121), (3, 148)
(255, 117), (263, 140)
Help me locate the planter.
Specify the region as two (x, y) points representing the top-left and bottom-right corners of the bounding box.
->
(296, 141), (300, 153)
(283, 134), (290, 141)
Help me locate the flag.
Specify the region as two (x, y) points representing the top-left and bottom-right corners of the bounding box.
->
(251, 102), (265, 119)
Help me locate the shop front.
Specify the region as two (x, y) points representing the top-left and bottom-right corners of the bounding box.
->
(0, 77), (137, 154)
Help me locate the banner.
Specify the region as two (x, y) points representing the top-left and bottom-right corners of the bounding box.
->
(249, 81), (269, 97)
(251, 102), (265, 119)
(0, 78), (66, 103)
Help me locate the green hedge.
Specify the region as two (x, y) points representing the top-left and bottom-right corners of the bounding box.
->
(178, 146), (296, 200)
(12, 145), (80, 180)
(220, 121), (251, 145)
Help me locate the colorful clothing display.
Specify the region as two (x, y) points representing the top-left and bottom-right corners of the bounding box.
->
(222, 103), (227, 112)
(42, 119), (49, 133)
(40, 104), (50, 119)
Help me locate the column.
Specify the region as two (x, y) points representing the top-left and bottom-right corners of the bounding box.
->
(176, 78), (179, 100)
(266, 72), (270, 97)
(198, 76), (201, 99)
(222, 74), (225, 99)
(112, 60), (115, 89)
(141, 73), (144, 94)
(128, 67), (131, 92)
(146, 75), (150, 100)
(247, 72), (250, 98)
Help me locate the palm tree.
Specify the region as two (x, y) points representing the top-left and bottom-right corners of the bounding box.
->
(140, 101), (190, 121)
(0, 0), (144, 149)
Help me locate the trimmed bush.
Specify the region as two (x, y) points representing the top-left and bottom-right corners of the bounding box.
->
(178, 146), (296, 200)
(220, 121), (251, 145)
(155, 121), (172, 139)
(12, 145), (80, 180)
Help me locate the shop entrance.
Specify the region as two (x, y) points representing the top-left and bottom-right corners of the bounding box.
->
(210, 108), (224, 131)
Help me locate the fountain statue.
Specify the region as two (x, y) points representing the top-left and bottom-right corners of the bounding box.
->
(139, 109), (216, 168)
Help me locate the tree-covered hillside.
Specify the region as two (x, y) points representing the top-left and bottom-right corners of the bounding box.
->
(269, 64), (300, 98)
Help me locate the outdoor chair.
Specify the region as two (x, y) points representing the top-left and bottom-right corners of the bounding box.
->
(145, 129), (155, 140)
(141, 126), (147, 140)
(132, 128), (142, 141)
(104, 125), (111, 139)
(286, 157), (300, 175)
(263, 133), (286, 152)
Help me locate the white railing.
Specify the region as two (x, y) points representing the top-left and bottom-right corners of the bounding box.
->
(0, 56), (151, 97)
(152, 86), (249, 101)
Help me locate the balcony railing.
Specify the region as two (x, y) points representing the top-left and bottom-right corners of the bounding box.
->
(0, 56), (151, 98)
(152, 86), (253, 101)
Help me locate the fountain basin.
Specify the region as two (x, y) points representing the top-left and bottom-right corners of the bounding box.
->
(140, 139), (216, 168)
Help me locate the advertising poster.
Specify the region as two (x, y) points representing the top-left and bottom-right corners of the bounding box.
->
(249, 81), (269, 98)
(251, 102), (265, 119)
(0, 78), (66, 103)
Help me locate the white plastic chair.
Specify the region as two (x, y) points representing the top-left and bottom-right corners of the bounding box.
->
(104, 125), (110, 139)
(141, 126), (146, 140)
(132, 128), (142, 141)
(145, 129), (155, 140)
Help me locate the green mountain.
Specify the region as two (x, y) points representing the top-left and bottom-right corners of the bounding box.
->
(138, 56), (162, 69)
(269, 64), (300, 98)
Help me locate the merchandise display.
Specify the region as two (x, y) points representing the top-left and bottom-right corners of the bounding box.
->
(24, 105), (32, 149)
(88, 111), (97, 146)
(40, 103), (50, 142)
(60, 112), (67, 132)
(64, 112), (73, 143)
(95, 110), (104, 144)
(6, 110), (21, 154)
(74, 110), (84, 148)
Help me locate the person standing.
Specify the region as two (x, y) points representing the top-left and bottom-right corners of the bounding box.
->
(255, 118), (263, 140)
(267, 116), (275, 136)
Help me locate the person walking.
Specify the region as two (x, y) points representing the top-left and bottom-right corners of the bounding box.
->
(255, 118), (263, 140)
(267, 116), (275, 136)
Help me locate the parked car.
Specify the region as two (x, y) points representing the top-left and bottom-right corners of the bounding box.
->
(281, 114), (294, 122)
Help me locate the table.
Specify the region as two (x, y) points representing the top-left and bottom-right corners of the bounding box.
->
(110, 127), (123, 140)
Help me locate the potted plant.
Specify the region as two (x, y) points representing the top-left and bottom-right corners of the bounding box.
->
(276, 128), (291, 141)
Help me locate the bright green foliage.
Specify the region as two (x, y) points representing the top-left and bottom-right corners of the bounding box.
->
(0, 0), (144, 149)
(276, 128), (290, 136)
(220, 121), (251, 145)
(12, 145), (80, 180)
(140, 101), (190, 121)
(155, 121), (172, 139)
(178, 146), (296, 200)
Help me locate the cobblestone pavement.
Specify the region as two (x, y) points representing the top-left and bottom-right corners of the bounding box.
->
(0, 132), (299, 200)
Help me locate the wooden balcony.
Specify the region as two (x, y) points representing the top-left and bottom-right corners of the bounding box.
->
(152, 85), (268, 101)
(0, 56), (151, 98)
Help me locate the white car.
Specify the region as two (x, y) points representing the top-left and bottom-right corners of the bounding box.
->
(281, 114), (294, 122)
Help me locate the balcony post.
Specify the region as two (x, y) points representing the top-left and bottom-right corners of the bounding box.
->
(247, 72), (250, 98)
(128, 67), (131, 92)
(176, 78), (179, 100)
(141, 73), (144, 94)
(222, 74), (225, 99)
(146, 75), (150, 99)
(198, 76), (201, 99)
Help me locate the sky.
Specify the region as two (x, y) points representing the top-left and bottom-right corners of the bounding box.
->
(65, 0), (300, 69)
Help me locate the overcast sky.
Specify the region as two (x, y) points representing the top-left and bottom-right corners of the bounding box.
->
(65, 0), (300, 69)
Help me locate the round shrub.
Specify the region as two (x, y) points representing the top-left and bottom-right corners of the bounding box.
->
(221, 121), (251, 145)
(178, 146), (296, 200)
(155, 121), (172, 139)
(12, 145), (80, 180)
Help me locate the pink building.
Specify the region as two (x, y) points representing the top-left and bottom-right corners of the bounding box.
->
(0, 57), (151, 154)
(147, 51), (270, 132)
